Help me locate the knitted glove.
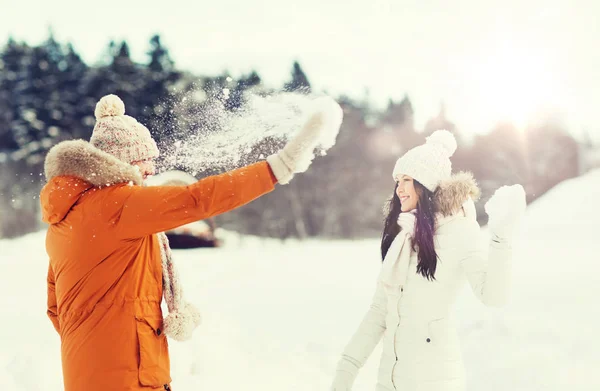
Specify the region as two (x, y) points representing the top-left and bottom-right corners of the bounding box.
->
(330, 355), (360, 391)
(267, 96), (343, 184)
(484, 184), (527, 241)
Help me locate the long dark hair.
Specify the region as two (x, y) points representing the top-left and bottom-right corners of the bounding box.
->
(380, 180), (439, 280)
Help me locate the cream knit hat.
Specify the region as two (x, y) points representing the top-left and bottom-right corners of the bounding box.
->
(90, 95), (160, 164)
(392, 129), (457, 192)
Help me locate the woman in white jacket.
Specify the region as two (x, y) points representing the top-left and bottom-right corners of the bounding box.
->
(331, 130), (526, 391)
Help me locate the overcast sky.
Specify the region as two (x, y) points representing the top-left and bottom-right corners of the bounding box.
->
(1, 0), (598, 139)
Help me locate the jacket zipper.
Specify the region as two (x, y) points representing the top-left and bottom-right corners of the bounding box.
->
(391, 324), (399, 390)
(390, 290), (402, 390)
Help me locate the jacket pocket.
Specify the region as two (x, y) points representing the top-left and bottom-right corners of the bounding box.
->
(426, 318), (461, 359)
(427, 318), (449, 342)
(135, 315), (172, 387)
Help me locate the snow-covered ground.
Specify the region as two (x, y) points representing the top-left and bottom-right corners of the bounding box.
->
(1, 169), (599, 390)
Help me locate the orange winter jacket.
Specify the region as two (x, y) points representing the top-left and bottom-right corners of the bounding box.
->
(41, 140), (277, 391)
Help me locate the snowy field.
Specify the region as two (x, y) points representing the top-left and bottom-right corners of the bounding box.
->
(1, 169), (599, 390)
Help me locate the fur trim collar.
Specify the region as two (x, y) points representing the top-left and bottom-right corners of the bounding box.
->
(44, 140), (143, 186)
(434, 171), (480, 217)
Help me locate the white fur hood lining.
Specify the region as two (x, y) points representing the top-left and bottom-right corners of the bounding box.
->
(44, 139), (143, 186)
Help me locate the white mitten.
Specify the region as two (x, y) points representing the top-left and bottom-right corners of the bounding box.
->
(330, 355), (360, 391)
(484, 184), (527, 241)
(267, 96), (343, 184)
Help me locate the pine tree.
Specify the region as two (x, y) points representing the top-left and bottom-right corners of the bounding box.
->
(525, 120), (579, 200)
(0, 33), (76, 237)
(379, 95), (421, 153)
(0, 37), (32, 152)
(82, 40), (146, 121)
(423, 102), (459, 138)
(225, 70), (262, 111)
(470, 122), (529, 221)
(59, 43), (92, 141)
(283, 61), (311, 93)
(148, 35), (175, 73)
(5, 33), (71, 165)
(141, 35), (182, 147)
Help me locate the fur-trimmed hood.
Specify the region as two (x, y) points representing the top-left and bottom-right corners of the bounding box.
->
(434, 171), (480, 217)
(41, 140), (143, 224)
(44, 139), (143, 186)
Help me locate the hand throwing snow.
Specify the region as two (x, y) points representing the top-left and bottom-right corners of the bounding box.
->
(267, 96), (343, 184)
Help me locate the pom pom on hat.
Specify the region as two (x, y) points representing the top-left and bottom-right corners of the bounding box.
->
(425, 129), (457, 158)
(90, 94), (159, 164)
(392, 129), (458, 192)
(95, 94), (126, 119)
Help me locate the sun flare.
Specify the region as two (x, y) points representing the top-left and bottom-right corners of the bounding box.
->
(461, 41), (561, 132)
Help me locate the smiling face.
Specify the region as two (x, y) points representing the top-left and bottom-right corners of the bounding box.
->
(396, 174), (419, 212)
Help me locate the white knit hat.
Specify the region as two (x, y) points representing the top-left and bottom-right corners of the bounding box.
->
(392, 129), (457, 192)
(90, 94), (159, 164)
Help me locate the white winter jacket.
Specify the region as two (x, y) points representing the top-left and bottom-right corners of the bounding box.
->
(334, 172), (512, 391)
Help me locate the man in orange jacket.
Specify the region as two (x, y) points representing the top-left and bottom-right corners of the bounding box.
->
(41, 94), (342, 391)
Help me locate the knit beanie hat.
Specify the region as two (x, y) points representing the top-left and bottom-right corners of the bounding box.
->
(392, 129), (457, 192)
(90, 94), (160, 164)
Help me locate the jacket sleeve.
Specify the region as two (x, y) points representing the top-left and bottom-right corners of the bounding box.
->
(333, 282), (387, 387)
(113, 161), (277, 239)
(460, 219), (512, 307)
(47, 263), (61, 334)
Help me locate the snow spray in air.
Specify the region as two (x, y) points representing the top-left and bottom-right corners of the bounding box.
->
(153, 86), (339, 176)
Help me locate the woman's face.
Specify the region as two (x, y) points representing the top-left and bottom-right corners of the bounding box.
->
(132, 159), (156, 179)
(396, 174), (419, 212)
